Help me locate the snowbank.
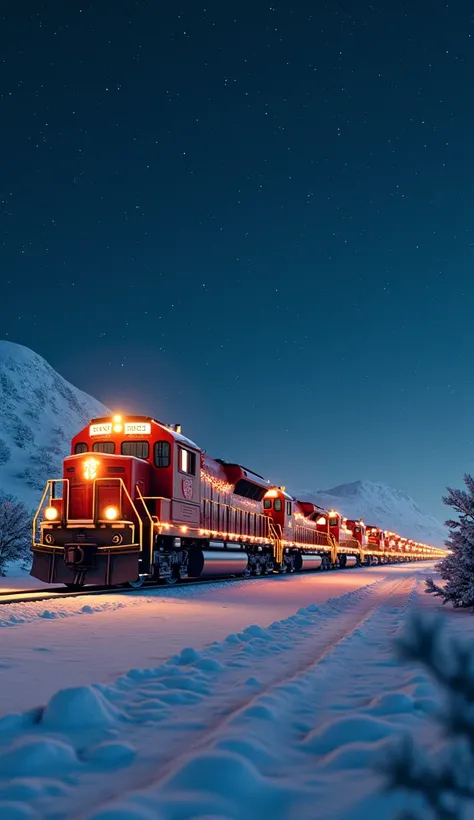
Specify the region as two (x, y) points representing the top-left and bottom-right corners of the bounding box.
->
(0, 565), (460, 819)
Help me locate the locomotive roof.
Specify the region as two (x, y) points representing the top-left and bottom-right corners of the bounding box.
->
(215, 459), (270, 485)
(87, 416), (200, 450)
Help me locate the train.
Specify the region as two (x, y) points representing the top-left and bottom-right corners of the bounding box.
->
(30, 414), (446, 588)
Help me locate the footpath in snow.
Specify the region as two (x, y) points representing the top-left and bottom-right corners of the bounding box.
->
(0, 564), (466, 820)
(0, 563), (417, 716)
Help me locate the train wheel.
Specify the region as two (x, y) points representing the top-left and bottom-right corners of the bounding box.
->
(163, 573), (179, 585)
(128, 576), (145, 589)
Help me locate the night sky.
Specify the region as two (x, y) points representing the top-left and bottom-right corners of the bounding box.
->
(1, 1), (473, 520)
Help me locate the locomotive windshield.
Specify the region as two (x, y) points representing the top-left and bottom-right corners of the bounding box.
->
(121, 441), (149, 459)
(92, 441), (115, 454)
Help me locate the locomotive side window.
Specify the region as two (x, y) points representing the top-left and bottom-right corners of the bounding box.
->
(286, 501), (292, 516)
(274, 498), (282, 511)
(179, 447), (196, 475)
(75, 442), (88, 454)
(121, 441), (149, 459)
(154, 441), (171, 468)
(263, 499), (272, 510)
(329, 517), (338, 527)
(92, 441), (115, 454)
(234, 479), (266, 501)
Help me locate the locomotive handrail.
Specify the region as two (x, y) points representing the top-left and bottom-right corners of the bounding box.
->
(268, 518), (283, 565)
(33, 479), (70, 546)
(91, 477), (142, 552)
(202, 496), (271, 542)
(135, 485), (156, 566)
(292, 526), (332, 550)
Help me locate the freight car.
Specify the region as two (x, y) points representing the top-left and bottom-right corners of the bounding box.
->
(31, 414), (446, 588)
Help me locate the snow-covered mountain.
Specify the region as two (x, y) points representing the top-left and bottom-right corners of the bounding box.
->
(296, 480), (447, 547)
(0, 341), (448, 549)
(0, 341), (109, 508)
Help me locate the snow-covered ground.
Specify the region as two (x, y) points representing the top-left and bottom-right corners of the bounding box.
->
(0, 563), (467, 819)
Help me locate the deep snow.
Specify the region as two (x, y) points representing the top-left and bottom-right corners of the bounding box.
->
(0, 562), (464, 820)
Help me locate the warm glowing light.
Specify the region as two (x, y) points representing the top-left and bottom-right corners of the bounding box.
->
(113, 424), (123, 433)
(83, 457), (99, 480)
(44, 506), (59, 521)
(316, 516), (327, 525)
(181, 526), (188, 533)
(113, 414), (122, 423)
(201, 469), (233, 495)
(104, 506), (118, 521)
(264, 489), (279, 499)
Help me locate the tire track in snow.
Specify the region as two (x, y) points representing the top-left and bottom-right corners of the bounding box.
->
(132, 574), (414, 789)
(0, 569), (432, 820)
(22, 571), (419, 818)
(101, 573), (428, 820)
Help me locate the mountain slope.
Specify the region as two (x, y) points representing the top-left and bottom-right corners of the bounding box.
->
(0, 342), (447, 550)
(296, 480), (447, 547)
(0, 341), (110, 507)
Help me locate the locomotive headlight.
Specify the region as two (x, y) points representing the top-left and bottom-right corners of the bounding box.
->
(44, 506), (59, 521)
(83, 457), (99, 480)
(104, 506), (119, 521)
(113, 423), (123, 433)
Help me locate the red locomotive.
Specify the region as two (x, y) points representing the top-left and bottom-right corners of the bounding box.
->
(31, 414), (446, 588)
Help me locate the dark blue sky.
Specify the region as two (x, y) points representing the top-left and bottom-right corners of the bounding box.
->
(1, 1), (473, 519)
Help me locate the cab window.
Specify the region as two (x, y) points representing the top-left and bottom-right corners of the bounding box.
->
(286, 501), (292, 516)
(179, 447), (196, 475)
(121, 441), (149, 459)
(274, 498), (282, 511)
(74, 442), (88, 454)
(263, 499), (272, 510)
(92, 441), (115, 454)
(154, 441), (171, 468)
(329, 517), (338, 527)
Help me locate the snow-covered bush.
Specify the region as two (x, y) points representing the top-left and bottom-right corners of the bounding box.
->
(0, 492), (32, 575)
(382, 611), (474, 819)
(425, 474), (474, 609)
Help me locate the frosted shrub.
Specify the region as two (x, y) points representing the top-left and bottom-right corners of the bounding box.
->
(0, 492), (32, 575)
(383, 611), (474, 820)
(425, 474), (474, 609)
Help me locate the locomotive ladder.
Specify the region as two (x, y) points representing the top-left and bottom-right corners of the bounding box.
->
(268, 518), (284, 567)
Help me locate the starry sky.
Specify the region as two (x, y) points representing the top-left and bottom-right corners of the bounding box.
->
(1, 1), (473, 520)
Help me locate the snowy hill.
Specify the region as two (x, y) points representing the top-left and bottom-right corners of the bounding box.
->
(296, 480), (447, 547)
(0, 341), (109, 508)
(0, 341), (447, 550)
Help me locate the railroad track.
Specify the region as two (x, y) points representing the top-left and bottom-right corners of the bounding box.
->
(0, 559), (436, 607)
(0, 575), (264, 606)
